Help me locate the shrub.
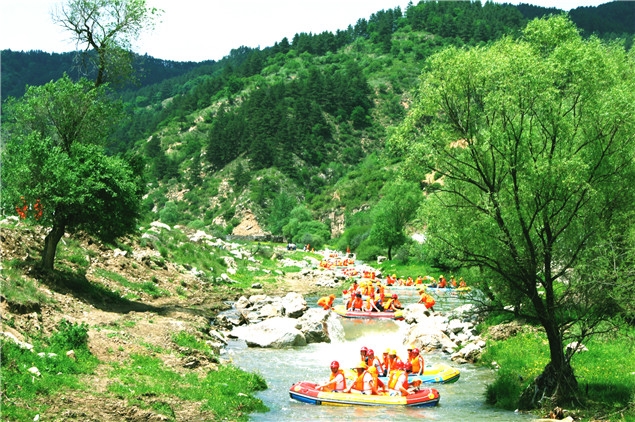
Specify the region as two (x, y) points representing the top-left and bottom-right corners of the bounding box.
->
(50, 320), (90, 351)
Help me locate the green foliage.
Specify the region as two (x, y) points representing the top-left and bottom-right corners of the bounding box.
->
(282, 206), (330, 248)
(49, 319), (90, 351)
(1, 75), (145, 270)
(481, 325), (635, 419)
(172, 332), (214, 358)
(392, 14), (635, 405)
(377, 259), (441, 281)
(94, 268), (169, 299)
(159, 201), (180, 225)
(108, 355), (267, 420)
(267, 192), (299, 235)
(0, 261), (51, 306)
(1, 329), (99, 421)
(368, 179), (421, 260)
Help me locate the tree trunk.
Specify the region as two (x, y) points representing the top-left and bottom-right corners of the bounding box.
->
(41, 222), (66, 271)
(518, 320), (579, 410)
(387, 245), (392, 260)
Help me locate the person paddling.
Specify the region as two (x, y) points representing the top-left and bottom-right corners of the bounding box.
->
(317, 361), (346, 392)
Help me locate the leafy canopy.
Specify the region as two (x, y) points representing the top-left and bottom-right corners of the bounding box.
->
(391, 15), (635, 406)
(2, 75), (144, 263)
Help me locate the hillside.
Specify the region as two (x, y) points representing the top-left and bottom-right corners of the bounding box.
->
(2, 2), (634, 267)
(0, 217), (331, 420)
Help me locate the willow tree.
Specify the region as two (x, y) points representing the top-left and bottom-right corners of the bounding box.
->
(391, 16), (635, 407)
(53, 0), (161, 87)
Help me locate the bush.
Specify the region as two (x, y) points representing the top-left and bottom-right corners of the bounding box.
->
(355, 240), (384, 262)
(50, 319), (90, 351)
(159, 201), (180, 225)
(485, 372), (523, 409)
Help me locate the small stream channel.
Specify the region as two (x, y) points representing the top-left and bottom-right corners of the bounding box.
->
(223, 293), (539, 421)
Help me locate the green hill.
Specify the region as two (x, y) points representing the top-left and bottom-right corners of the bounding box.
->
(2, 0), (633, 261)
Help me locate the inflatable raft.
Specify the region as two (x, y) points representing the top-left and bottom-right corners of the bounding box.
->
(345, 362), (460, 384)
(289, 381), (440, 407)
(381, 363), (460, 384)
(332, 305), (404, 320)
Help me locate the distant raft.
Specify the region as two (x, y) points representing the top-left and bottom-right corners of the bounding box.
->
(289, 381), (440, 407)
(332, 304), (404, 320)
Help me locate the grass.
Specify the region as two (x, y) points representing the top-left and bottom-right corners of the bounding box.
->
(94, 268), (170, 298)
(0, 321), (99, 422)
(107, 354), (268, 421)
(0, 260), (51, 306)
(479, 324), (635, 421)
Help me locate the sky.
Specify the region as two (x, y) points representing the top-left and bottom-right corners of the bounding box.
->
(0, 0), (614, 63)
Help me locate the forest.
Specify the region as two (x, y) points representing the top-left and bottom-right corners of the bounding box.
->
(2, 0), (634, 251)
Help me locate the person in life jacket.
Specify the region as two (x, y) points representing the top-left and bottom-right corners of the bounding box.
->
(317, 360), (347, 392)
(387, 361), (410, 396)
(384, 294), (403, 311)
(450, 276), (458, 288)
(386, 349), (403, 373)
(349, 293), (364, 311)
(417, 288), (436, 311)
(408, 347), (425, 375)
(344, 361), (373, 394)
(317, 294), (336, 310)
(459, 277), (467, 288)
(367, 349), (383, 376)
(366, 365), (386, 394)
(359, 346), (369, 365)
(438, 275), (447, 289)
(363, 294), (376, 312)
(380, 348), (391, 377)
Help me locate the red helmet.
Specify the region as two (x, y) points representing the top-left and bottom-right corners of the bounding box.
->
(360, 346), (368, 354)
(396, 361), (405, 370)
(330, 361), (340, 370)
(404, 362), (413, 372)
(367, 349), (374, 356)
(412, 348), (420, 355)
(392, 293), (398, 299)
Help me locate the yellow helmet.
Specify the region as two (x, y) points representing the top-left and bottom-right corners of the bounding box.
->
(355, 361), (368, 369)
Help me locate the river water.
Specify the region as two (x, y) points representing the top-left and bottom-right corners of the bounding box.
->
(224, 293), (538, 422)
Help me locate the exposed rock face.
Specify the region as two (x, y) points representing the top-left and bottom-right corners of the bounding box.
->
(231, 210), (268, 237)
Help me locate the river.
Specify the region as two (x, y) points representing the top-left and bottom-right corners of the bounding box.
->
(224, 293), (539, 422)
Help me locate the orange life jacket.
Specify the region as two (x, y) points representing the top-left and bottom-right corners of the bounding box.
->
(330, 369), (346, 391)
(411, 356), (424, 374)
(388, 370), (409, 390)
(352, 371), (372, 392)
(351, 297), (363, 310)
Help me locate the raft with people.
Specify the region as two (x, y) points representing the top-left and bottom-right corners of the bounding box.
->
(288, 381), (440, 407)
(332, 304), (404, 320)
(345, 362), (460, 385)
(380, 362), (460, 384)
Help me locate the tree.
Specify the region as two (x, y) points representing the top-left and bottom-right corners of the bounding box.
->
(53, 0), (161, 87)
(2, 76), (145, 270)
(368, 179), (421, 260)
(391, 16), (635, 407)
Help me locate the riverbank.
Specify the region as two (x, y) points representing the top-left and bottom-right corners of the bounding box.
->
(0, 220), (325, 421)
(2, 219), (633, 421)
